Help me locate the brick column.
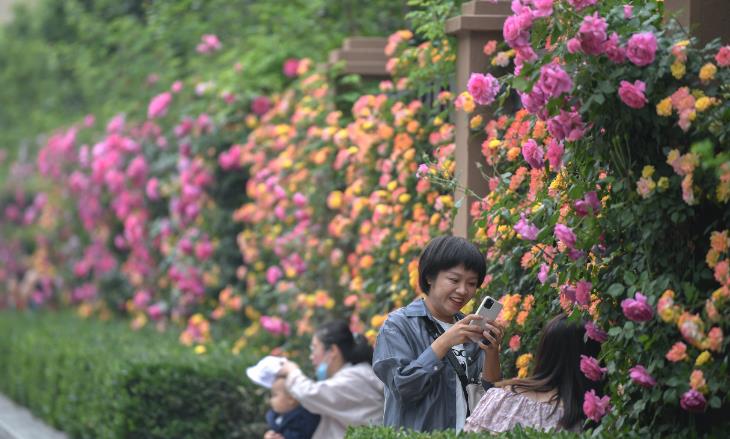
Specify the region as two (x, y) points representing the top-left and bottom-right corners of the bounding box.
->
(445, 0), (510, 238)
(328, 37), (389, 78)
(664, 0), (730, 46)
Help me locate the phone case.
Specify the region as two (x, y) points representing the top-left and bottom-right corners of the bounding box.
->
(470, 296), (503, 344)
(475, 296), (503, 322)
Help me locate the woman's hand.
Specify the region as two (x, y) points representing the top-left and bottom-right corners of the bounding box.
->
(431, 314), (485, 359)
(477, 320), (504, 354)
(277, 359), (299, 376)
(477, 320), (504, 383)
(264, 430), (284, 439)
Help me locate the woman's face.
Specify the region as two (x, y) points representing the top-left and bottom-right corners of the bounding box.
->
(426, 264), (479, 321)
(309, 335), (328, 366)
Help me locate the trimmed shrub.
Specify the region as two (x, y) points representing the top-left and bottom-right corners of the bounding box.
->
(0, 311), (267, 438)
(345, 426), (585, 439)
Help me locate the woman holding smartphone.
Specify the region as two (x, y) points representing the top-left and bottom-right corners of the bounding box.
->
(372, 236), (504, 432)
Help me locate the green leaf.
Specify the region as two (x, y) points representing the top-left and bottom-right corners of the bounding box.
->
(623, 271), (637, 286)
(512, 76), (529, 92)
(607, 283), (625, 298)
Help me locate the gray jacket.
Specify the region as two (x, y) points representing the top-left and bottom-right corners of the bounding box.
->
(372, 299), (488, 432)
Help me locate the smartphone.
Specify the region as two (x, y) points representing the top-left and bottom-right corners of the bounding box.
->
(470, 296), (503, 344)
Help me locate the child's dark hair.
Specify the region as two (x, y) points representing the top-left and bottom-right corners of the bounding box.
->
(315, 319), (373, 365)
(497, 314), (602, 430)
(418, 235), (486, 294)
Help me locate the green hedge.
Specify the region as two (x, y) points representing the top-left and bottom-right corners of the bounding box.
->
(345, 426), (587, 439)
(0, 311), (267, 438)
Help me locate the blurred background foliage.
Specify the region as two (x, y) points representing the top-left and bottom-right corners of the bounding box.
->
(0, 0), (421, 185)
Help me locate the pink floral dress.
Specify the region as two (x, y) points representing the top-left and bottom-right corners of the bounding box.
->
(463, 387), (579, 433)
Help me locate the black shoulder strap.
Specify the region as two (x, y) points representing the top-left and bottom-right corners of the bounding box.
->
(421, 317), (471, 390)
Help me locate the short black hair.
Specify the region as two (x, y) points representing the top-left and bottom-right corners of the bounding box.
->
(418, 236), (486, 294)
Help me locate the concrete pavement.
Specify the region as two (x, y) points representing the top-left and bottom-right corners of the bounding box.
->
(0, 393), (67, 439)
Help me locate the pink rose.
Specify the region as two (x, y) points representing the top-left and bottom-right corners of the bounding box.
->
(503, 12), (533, 48)
(576, 280), (592, 305)
(715, 46), (730, 67)
(621, 292), (654, 322)
(604, 32), (626, 63)
(292, 192), (308, 207)
(283, 58), (300, 77)
(618, 80), (647, 109)
(546, 139), (564, 171)
(194, 239), (214, 261)
(520, 88), (548, 118)
(126, 155), (148, 186)
(218, 145), (242, 171)
(197, 34), (222, 54)
(583, 390), (610, 422)
(623, 5), (634, 19)
(521, 139), (545, 169)
(537, 63), (573, 98)
(133, 290), (151, 309)
(680, 389), (706, 413)
(171, 80), (183, 93)
(467, 73), (500, 105)
(567, 0), (597, 11)
(585, 321), (608, 343)
(574, 191), (601, 216)
(578, 12), (608, 56)
(554, 223), (577, 248)
(626, 32), (657, 67)
(514, 214), (539, 240)
(266, 265), (283, 285)
(547, 110), (586, 142)
(147, 303), (164, 321)
(567, 37), (582, 54)
(260, 315), (291, 336)
(251, 96), (272, 116)
(147, 92), (172, 119)
(509, 334), (521, 351)
(629, 365), (656, 388)
(416, 163), (429, 178)
(580, 355), (607, 381)
(532, 0), (553, 18)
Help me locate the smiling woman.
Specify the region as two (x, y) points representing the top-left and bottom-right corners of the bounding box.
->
(372, 236), (504, 433)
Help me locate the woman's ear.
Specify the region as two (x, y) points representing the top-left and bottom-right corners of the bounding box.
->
(330, 344), (344, 362)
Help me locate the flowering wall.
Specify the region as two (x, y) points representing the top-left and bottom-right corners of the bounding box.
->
(1, 0), (729, 435)
(444, 0), (729, 435)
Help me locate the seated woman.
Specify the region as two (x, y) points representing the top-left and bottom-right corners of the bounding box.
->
(463, 313), (602, 433)
(275, 320), (384, 439)
(372, 236), (504, 432)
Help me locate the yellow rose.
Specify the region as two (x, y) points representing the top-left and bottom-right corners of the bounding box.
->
(371, 314), (387, 328)
(194, 345), (207, 355)
(327, 191), (343, 209)
(642, 165), (655, 178)
(516, 353), (533, 369)
(695, 350), (711, 366)
(657, 177), (669, 191)
(656, 97), (672, 116)
(699, 63), (717, 82)
(695, 96), (712, 112)
(671, 62), (686, 79)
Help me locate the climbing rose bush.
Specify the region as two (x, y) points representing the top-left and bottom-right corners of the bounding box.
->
(455, 0), (730, 435)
